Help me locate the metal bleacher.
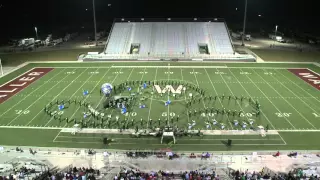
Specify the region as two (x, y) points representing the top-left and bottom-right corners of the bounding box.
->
(99, 18), (253, 61)
(208, 22), (234, 54)
(105, 23), (132, 54)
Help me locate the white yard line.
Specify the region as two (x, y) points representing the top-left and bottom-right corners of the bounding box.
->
(146, 68), (158, 128)
(191, 69), (214, 127)
(26, 68), (90, 126)
(240, 68), (297, 129)
(105, 67), (136, 121)
(180, 69), (190, 123)
(52, 130), (62, 142)
(0, 68), (66, 118)
(251, 69), (316, 129)
(7, 68), (80, 126)
(2, 125), (320, 132)
(167, 64), (170, 123)
(266, 69), (320, 114)
(307, 68), (320, 76)
(31, 65), (317, 70)
(57, 136), (283, 141)
(112, 66), (227, 68)
(204, 69), (235, 129)
(226, 68), (287, 145)
(84, 67), (128, 123)
(110, 66), (312, 70)
(276, 69), (320, 105)
(92, 68), (125, 110)
(64, 67), (114, 126)
(215, 68), (251, 119)
(70, 142), (286, 146)
(216, 68), (252, 129)
(37, 80), (303, 84)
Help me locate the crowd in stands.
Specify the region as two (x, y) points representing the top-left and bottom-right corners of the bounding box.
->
(230, 168), (320, 180)
(114, 168), (220, 180)
(0, 167), (37, 180)
(47, 167), (100, 180)
(126, 150), (212, 160)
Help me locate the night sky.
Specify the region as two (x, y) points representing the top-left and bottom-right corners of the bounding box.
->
(0, 0), (318, 43)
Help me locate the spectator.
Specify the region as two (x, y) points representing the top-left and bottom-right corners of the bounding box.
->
(273, 151), (280, 157)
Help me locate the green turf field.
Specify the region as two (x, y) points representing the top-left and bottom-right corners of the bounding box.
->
(0, 61), (319, 151)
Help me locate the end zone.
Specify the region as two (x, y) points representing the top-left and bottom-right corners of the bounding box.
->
(0, 68), (53, 104)
(288, 68), (320, 91)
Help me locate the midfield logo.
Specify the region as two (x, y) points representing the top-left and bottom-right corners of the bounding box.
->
(154, 85), (184, 94)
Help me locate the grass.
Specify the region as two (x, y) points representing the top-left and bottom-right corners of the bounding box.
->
(251, 48), (320, 62)
(0, 62), (319, 151)
(0, 48), (103, 66)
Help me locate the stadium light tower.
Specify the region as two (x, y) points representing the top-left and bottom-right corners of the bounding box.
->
(0, 58), (3, 76)
(35, 27), (39, 40)
(241, 0), (248, 46)
(274, 25), (278, 45)
(92, 0), (98, 46)
(92, 1), (111, 46)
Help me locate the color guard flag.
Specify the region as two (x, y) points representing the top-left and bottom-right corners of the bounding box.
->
(139, 104), (146, 108)
(121, 107), (127, 114)
(58, 104), (64, 111)
(83, 90), (89, 96)
(128, 87), (132, 91)
(143, 83), (147, 89)
(165, 100), (171, 106)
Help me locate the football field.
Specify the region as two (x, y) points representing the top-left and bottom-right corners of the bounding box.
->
(0, 61), (319, 151)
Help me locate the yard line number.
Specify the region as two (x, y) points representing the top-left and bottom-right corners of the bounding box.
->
(200, 112), (253, 117)
(275, 112), (292, 117)
(125, 112), (137, 117)
(139, 72), (148, 74)
(66, 71), (75, 74)
(162, 112), (175, 117)
(215, 72), (226, 75)
(190, 72), (200, 74)
(51, 111), (64, 116)
(264, 72), (275, 75)
(113, 71), (123, 74)
(240, 72), (251, 75)
(89, 71), (99, 74)
(165, 72), (173, 74)
(15, 110), (30, 115)
(201, 113), (216, 117)
(240, 112), (253, 117)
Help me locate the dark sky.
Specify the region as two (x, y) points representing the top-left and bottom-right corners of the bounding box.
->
(0, 0), (319, 42)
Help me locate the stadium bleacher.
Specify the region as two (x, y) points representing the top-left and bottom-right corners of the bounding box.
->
(104, 20), (234, 58)
(76, 18), (258, 61)
(1, 146), (320, 180)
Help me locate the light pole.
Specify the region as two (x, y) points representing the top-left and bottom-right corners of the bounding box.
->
(274, 25), (278, 45)
(35, 27), (38, 40)
(92, 0), (98, 46)
(0, 58), (3, 76)
(241, 0), (248, 46)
